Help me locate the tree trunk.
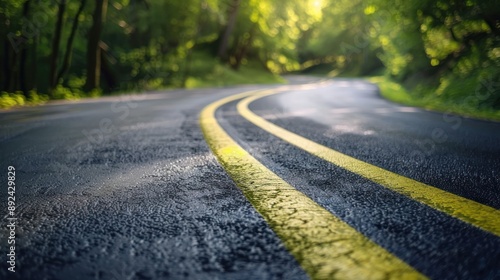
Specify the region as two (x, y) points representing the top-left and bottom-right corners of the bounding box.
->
(100, 41), (118, 91)
(49, 0), (66, 93)
(85, 0), (108, 92)
(8, 48), (19, 92)
(216, 0), (241, 61)
(233, 27), (255, 70)
(2, 38), (11, 92)
(182, 2), (204, 88)
(29, 35), (37, 91)
(57, 0), (87, 83)
(19, 0), (31, 94)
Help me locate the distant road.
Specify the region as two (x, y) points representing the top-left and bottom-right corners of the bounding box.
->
(1, 77), (499, 279)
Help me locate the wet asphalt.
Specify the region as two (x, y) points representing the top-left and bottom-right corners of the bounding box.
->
(0, 76), (499, 279)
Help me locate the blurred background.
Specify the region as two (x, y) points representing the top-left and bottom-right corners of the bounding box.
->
(1, 0), (499, 118)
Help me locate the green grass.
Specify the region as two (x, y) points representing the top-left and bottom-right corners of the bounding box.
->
(183, 53), (285, 88)
(184, 64), (284, 88)
(369, 76), (500, 122)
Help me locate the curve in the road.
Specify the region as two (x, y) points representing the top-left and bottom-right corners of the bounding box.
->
(236, 87), (500, 238)
(200, 86), (425, 279)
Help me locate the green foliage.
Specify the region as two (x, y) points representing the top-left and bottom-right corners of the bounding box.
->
(299, 0), (499, 116)
(371, 75), (500, 121)
(369, 76), (422, 106)
(52, 85), (82, 100)
(0, 90), (49, 109)
(27, 90), (49, 104)
(1, 0), (498, 118)
(0, 94), (19, 109)
(0, 91), (25, 108)
(183, 54), (284, 88)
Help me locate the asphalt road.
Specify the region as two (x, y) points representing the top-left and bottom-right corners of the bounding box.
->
(0, 77), (499, 279)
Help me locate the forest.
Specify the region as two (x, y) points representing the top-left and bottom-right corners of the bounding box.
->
(1, 0), (499, 117)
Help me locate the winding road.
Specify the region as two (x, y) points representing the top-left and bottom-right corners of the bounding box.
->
(1, 76), (499, 279)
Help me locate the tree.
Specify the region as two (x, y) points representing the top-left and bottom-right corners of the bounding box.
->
(1, 0), (28, 93)
(217, 0), (241, 60)
(49, 0), (66, 92)
(85, 0), (108, 91)
(57, 0), (87, 83)
(19, 0), (31, 94)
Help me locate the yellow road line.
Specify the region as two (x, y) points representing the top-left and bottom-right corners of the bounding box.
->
(200, 88), (425, 280)
(237, 89), (500, 237)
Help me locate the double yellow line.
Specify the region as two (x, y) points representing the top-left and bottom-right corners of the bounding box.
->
(200, 83), (500, 279)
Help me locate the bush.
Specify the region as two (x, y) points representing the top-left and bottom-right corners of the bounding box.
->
(27, 90), (49, 104)
(0, 92), (26, 109)
(52, 85), (82, 100)
(0, 90), (50, 109)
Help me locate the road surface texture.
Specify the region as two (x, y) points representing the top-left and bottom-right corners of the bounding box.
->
(0, 76), (499, 279)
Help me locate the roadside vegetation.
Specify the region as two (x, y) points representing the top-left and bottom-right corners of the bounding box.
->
(1, 0), (499, 119)
(370, 76), (500, 121)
